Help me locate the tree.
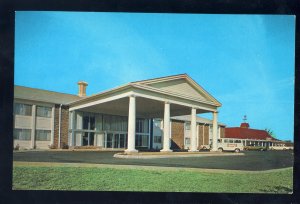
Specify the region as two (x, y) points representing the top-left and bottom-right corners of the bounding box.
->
(265, 128), (277, 139)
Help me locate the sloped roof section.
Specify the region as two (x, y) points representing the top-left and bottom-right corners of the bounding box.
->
(132, 73), (221, 107)
(14, 85), (81, 105)
(225, 127), (276, 140)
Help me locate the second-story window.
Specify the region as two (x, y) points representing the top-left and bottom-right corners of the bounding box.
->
(14, 103), (32, 116)
(37, 106), (52, 118)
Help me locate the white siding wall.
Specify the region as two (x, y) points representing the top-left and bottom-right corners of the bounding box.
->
(152, 119), (162, 149)
(36, 117), (52, 130)
(149, 79), (207, 101)
(35, 141), (51, 149)
(14, 100), (55, 150)
(15, 115), (32, 129)
(14, 140), (31, 149)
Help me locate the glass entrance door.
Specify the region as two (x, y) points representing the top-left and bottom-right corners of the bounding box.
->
(105, 132), (127, 149)
(106, 133), (113, 148)
(113, 134), (119, 148)
(83, 132), (89, 146)
(119, 134), (126, 148)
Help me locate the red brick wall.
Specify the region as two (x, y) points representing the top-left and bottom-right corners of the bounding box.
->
(198, 124), (210, 147)
(198, 125), (204, 147)
(54, 105), (69, 148)
(171, 120), (184, 149)
(203, 125), (210, 145)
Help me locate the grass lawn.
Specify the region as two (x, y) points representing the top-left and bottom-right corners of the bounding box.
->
(13, 163), (293, 193)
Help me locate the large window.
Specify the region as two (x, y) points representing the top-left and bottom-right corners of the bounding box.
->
(14, 103), (32, 116)
(154, 135), (161, 143)
(136, 134), (148, 147)
(36, 130), (51, 141)
(185, 122), (191, 130)
(154, 119), (162, 128)
(14, 129), (31, 140)
(136, 119), (149, 133)
(103, 115), (127, 131)
(185, 138), (190, 145)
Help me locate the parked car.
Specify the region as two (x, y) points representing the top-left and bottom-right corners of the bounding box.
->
(244, 144), (267, 151)
(270, 144), (292, 150)
(215, 138), (244, 153)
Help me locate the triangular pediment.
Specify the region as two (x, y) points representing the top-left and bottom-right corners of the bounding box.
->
(133, 74), (221, 106)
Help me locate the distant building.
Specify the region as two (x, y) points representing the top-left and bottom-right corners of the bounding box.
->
(223, 116), (289, 148)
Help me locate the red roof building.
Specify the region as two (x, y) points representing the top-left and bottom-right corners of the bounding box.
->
(224, 122), (277, 141)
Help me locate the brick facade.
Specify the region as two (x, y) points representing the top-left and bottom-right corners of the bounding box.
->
(203, 125), (209, 145)
(198, 124), (210, 148)
(171, 120), (184, 149)
(53, 105), (69, 148)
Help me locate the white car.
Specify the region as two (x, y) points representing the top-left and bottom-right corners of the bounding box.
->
(270, 144), (293, 150)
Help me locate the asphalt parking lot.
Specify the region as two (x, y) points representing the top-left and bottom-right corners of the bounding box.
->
(13, 150), (293, 171)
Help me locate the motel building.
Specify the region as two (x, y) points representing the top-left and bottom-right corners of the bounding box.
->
(13, 74), (226, 152)
(223, 120), (286, 149)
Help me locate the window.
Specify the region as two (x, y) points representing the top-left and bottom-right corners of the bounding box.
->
(224, 139), (228, 143)
(185, 122), (191, 130)
(36, 130), (51, 141)
(136, 119), (149, 133)
(229, 139), (233, 143)
(135, 134), (149, 147)
(83, 114), (95, 130)
(37, 106), (52, 118)
(234, 140), (241, 143)
(185, 138), (190, 145)
(14, 129), (31, 140)
(14, 103), (32, 116)
(154, 119), (162, 128)
(103, 115), (128, 131)
(154, 136), (162, 143)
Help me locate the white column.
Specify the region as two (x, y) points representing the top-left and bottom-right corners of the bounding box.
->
(31, 105), (36, 149)
(211, 111), (218, 151)
(161, 102), (172, 152)
(125, 95), (138, 153)
(50, 106), (55, 146)
(189, 107), (198, 152)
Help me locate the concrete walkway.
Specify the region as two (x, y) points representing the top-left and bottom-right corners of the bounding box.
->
(114, 151), (244, 159)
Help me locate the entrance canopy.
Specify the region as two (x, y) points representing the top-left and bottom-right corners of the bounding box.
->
(68, 73), (222, 152)
(68, 73), (221, 117)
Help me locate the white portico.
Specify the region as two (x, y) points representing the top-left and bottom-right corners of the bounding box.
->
(68, 74), (221, 153)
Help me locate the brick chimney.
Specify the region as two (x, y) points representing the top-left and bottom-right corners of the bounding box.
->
(77, 81), (88, 97)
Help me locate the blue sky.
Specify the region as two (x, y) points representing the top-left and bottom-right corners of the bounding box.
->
(15, 12), (295, 141)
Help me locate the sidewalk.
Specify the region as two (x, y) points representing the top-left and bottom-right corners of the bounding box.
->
(114, 151), (245, 159)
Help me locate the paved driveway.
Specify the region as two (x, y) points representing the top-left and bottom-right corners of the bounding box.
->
(13, 150), (293, 171)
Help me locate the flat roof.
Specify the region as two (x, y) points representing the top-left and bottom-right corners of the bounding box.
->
(171, 115), (226, 126)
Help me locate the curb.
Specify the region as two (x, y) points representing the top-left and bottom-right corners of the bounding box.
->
(113, 152), (245, 159)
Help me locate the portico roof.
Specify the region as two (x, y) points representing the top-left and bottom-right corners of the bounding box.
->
(68, 74), (221, 118)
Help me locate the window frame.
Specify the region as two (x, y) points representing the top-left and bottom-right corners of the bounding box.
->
(14, 128), (31, 140)
(14, 103), (32, 116)
(36, 106), (52, 118)
(36, 129), (51, 141)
